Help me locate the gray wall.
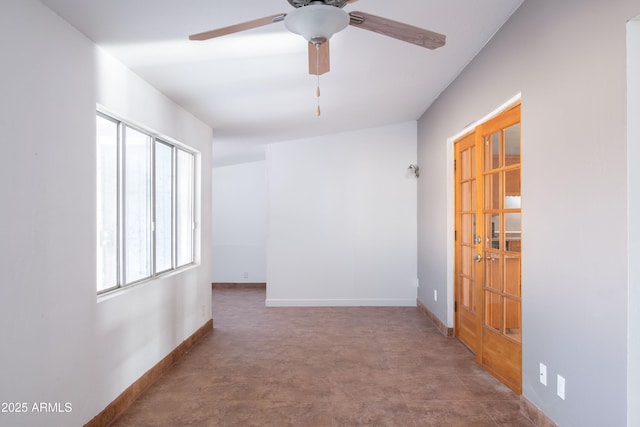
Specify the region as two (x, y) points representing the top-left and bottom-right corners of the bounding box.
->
(417, 0), (638, 425)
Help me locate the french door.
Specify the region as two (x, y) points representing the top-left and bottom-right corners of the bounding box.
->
(454, 103), (522, 393)
(454, 131), (479, 352)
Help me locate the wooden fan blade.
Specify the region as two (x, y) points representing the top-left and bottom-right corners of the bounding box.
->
(189, 14), (286, 41)
(308, 41), (330, 75)
(349, 11), (446, 49)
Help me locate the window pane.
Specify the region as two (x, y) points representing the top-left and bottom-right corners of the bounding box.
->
(125, 127), (152, 283)
(155, 141), (173, 272)
(96, 115), (118, 292)
(177, 149), (194, 267)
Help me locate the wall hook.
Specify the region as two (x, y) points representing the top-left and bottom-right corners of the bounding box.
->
(408, 164), (420, 178)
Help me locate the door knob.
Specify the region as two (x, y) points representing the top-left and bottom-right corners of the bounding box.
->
(473, 254), (482, 262)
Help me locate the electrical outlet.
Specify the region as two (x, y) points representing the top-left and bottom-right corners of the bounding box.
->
(557, 375), (566, 400)
(539, 363), (547, 386)
(434, 289), (438, 301)
(243, 271), (249, 279)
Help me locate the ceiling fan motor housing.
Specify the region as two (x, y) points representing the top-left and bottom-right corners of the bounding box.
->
(284, 4), (349, 43)
(287, 0), (349, 8)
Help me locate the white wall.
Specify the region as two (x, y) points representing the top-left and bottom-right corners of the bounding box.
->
(0, 2), (212, 426)
(627, 16), (640, 427)
(266, 122), (418, 306)
(212, 161), (267, 283)
(417, 1), (637, 426)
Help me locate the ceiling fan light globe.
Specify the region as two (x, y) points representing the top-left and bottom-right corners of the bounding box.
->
(284, 4), (349, 42)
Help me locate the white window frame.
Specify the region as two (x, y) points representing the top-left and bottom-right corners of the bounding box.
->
(96, 110), (197, 294)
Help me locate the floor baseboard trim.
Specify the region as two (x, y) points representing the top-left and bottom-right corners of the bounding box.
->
(84, 319), (213, 427)
(212, 282), (266, 289)
(265, 298), (417, 307)
(520, 396), (558, 427)
(416, 298), (454, 336)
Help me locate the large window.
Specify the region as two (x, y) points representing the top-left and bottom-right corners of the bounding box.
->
(96, 111), (196, 294)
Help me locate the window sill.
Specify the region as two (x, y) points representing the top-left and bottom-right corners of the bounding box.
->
(97, 262), (199, 303)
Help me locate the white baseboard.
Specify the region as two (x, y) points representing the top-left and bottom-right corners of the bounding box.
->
(265, 298), (417, 307)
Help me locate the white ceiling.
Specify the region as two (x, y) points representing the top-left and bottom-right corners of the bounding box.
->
(39, 0), (523, 166)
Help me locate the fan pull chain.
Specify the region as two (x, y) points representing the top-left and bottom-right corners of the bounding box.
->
(316, 42), (321, 117)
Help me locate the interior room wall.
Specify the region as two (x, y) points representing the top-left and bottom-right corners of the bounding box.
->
(266, 122), (418, 306)
(416, 1), (637, 425)
(0, 2), (212, 426)
(627, 16), (640, 427)
(212, 161), (267, 283)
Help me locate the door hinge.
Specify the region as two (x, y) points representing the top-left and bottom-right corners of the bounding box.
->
(454, 230), (457, 241)
(454, 159), (457, 171)
(454, 301), (458, 312)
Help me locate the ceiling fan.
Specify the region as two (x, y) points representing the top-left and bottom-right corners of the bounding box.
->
(189, 0), (446, 76)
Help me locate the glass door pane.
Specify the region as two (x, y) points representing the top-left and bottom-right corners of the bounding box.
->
(504, 297), (522, 342)
(484, 291), (501, 331)
(505, 213), (521, 253)
(504, 124), (521, 166)
(484, 173), (501, 210)
(504, 257), (521, 297)
(484, 132), (501, 170)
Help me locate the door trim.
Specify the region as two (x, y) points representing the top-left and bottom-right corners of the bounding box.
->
(450, 97), (522, 394)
